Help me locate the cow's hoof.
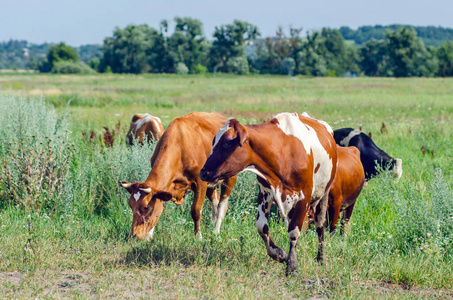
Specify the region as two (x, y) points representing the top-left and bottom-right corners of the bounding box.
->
(285, 268), (298, 277)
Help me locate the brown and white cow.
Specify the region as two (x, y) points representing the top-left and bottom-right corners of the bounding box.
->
(126, 113), (165, 146)
(121, 112), (237, 240)
(200, 112), (337, 276)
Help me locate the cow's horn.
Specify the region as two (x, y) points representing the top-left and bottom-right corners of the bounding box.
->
(140, 187), (152, 193)
(121, 182), (133, 188)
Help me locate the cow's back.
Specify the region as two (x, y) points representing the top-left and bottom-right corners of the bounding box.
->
(150, 112), (228, 174)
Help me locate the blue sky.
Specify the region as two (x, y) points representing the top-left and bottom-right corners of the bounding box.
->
(1, 0), (452, 46)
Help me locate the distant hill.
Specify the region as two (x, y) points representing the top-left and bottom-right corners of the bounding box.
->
(0, 40), (101, 69)
(339, 25), (453, 47)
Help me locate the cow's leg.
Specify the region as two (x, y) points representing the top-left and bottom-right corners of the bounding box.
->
(286, 200), (308, 276)
(191, 181), (208, 236)
(328, 196), (342, 234)
(256, 192), (287, 263)
(314, 192), (329, 263)
(340, 202), (356, 235)
(206, 187), (220, 226)
(213, 176), (237, 233)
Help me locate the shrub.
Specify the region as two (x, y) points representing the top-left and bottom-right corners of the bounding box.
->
(227, 56), (249, 75)
(393, 169), (453, 255)
(51, 61), (96, 74)
(175, 62), (189, 75)
(0, 94), (73, 212)
(194, 64), (207, 74)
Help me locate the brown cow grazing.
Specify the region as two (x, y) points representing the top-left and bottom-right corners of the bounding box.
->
(326, 145), (365, 234)
(200, 112), (338, 276)
(121, 112), (237, 240)
(126, 113), (165, 146)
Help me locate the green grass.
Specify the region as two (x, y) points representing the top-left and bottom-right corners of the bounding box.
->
(1, 73), (453, 299)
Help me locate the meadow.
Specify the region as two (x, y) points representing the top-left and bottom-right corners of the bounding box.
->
(0, 73), (452, 299)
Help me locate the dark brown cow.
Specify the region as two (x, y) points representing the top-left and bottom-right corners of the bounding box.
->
(200, 112), (337, 276)
(126, 113), (165, 146)
(121, 112), (237, 240)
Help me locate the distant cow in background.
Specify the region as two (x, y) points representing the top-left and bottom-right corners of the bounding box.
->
(334, 128), (402, 181)
(126, 113), (165, 146)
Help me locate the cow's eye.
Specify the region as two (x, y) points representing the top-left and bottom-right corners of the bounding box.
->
(223, 139), (234, 149)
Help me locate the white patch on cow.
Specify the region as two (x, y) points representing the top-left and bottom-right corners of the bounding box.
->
(394, 158), (403, 182)
(211, 118), (232, 153)
(133, 192), (141, 202)
(134, 114), (153, 135)
(300, 112), (334, 135)
(151, 118), (162, 135)
(145, 227), (155, 240)
(242, 165), (267, 181)
(214, 196), (229, 233)
(288, 226), (301, 240)
(340, 129), (363, 147)
(274, 112), (334, 201)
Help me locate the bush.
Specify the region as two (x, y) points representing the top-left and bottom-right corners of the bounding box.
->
(227, 56), (249, 75)
(51, 61), (96, 74)
(393, 169), (453, 255)
(0, 94), (73, 212)
(175, 62), (189, 75)
(194, 64), (207, 74)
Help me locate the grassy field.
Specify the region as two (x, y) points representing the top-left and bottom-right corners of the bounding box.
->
(1, 74), (453, 299)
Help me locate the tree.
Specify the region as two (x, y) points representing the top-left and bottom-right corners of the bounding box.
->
(100, 24), (159, 74)
(359, 39), (389, 76)
(39, 42), (78, 73)
(209, 20), (260, 72)
(166, 17), (206, 73)
(437, 41), (453, 76)
(385, 27), (438, 77)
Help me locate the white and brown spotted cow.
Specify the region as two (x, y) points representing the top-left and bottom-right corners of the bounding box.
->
(126, 113), (165, 146)
(200, 112), (337, 276)
(121, 112), (237, 240)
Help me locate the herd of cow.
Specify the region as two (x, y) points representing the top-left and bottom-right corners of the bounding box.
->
(121, 112), (403, 276)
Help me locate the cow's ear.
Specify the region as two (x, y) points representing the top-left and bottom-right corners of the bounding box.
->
(234, 122), (248, 147)
(155, 191), (173, 202)
(121, 181), (135, 194)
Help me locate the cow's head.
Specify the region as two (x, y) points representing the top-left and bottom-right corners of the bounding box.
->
(121, 181), (172, 240)
(200, 118), (250, 184)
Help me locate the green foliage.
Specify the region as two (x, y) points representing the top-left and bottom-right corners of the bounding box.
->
(226, 56), (249, 75)
(0, 94), (72, 212)
(385, 27), (438, 77)
(101, 24), (155, 74)
(340, 24), (453, 47)
(87, 57), (100, 71)
(194, 63), (207, 74)
(393, 169), (453, 255)
(175, 62), (189, 74)
(209, 20), (260, 72)
(38, 42), (79, 73)
(167, 17), (207, 73)
(437, 41), (453, 76)
(51, 61), (96, 74)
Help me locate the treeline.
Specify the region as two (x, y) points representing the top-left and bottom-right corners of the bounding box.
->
(340, 25), (453, 47)
(2, 18), (453, 77)
(95, 19), (453, 77)
(0, 40), (101, 70)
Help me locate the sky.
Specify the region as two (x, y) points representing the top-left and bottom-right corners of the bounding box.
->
(1, 0), (452, 46)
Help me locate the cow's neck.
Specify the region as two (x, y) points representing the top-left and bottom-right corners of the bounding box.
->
(244, 124), (286, 188)
(144, 149), (187, 194)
